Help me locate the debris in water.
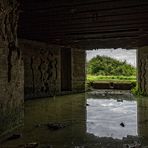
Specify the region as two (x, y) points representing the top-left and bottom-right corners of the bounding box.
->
(34, 124), (41, 128)
(120, 122), (125, 127)
(125, 143), (141, 148)
(109, 82), (114, 89)
(6, 133), (22, 141)
(45, 144), (52, 148)
(47, 122), (67, 130)
(86, 103), (90, 106)
(117, 98), (123, 102)
(24, 142), (38, 148)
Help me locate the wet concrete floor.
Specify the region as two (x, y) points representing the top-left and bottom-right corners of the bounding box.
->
(1, 90), (148, 148)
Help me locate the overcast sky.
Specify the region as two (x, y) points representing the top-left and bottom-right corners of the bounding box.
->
(86, 48), (137, 67)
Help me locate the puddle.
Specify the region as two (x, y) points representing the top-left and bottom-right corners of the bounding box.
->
(1, 91), (148, 147)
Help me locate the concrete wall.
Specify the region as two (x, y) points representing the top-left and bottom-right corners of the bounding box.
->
(138, 47), (148, 95)
(0, 0), (24, 136)
(20, 40), (60, 99)
(20, 40), (86, 99)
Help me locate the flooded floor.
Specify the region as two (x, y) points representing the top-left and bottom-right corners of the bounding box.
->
(1, 90), (148, 148)
(87, 98), (137, 139)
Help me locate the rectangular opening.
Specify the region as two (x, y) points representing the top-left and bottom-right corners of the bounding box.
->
(61, 48), (72, 91)
(86, 48), (137, 90)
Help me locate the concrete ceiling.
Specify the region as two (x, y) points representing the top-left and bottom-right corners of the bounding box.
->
(18, 0), (148, 49)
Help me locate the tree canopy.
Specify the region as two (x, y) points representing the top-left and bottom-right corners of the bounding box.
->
(87, 55), (136, 76)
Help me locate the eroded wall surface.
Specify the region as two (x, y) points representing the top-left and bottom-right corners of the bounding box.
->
(138, 47), (148, 95)
(20, 40), (86, 99)
(0, 0), (24, 135)
(20, 40), (60, 99)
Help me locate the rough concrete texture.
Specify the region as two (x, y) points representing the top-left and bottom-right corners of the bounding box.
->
(0, 0), (24, 136)
(138, 47), (148, 95)
(72, 49), (86, 92)
(137, 97), (148, 138)
(20, 40), (86, 99)
(20, 40), (60, 99)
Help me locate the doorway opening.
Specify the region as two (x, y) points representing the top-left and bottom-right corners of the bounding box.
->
(86, 48), (137, 90)
(86, 48), (138, 139)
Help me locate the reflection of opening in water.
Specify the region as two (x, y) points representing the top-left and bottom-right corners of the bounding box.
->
(3, 92), (148, 148)
(87, 98), (137, 139)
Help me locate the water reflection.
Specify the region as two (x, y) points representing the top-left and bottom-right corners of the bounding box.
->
(1, 94), (87, 147)
(87, 98), (137, 139)
(1, 91), (148, 147)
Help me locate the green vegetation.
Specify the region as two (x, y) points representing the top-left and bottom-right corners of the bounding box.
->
(87, 55), (136, 76)
(87, 75), (136, 83)
(131, 86), (147, 96)
(87, 55), (136, 82)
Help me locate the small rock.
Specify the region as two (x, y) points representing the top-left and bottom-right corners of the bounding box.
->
(47, 123), (66, 130)
(86, 103), (90, 106)
(126, 143), (141, 148)
(25, 142), (38, 148)
(45, 145), (52, 148)
(7, 133), (22, 141)
(117, 99), (123, 102)
(35, 124), (41, 128)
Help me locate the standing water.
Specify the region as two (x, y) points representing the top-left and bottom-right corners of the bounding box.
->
(1, 91), (148, 148)
(87, 98), (137, 139)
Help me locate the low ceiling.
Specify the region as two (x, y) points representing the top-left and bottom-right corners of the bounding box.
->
(18, 0), (148, 49)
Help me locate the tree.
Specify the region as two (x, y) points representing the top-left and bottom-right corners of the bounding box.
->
(87, 55), (136, 76)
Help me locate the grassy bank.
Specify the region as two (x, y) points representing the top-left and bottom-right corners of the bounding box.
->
(87, 75), (136, 83)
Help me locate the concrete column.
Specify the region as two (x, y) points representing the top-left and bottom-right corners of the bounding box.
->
(0, 0), (24, 136)
(137, 98), (148, 139)
(72, 48), (86, 93)
(138, 47), (148, 95)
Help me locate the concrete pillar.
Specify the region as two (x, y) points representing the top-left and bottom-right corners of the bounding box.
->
(138, 47), (148, 95)
(0, 0), (24, 136)
(72, 48), (86, 93)
(137, 98), (148, 140)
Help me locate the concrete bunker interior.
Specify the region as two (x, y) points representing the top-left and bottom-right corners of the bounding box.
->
(1, 0), (148, 147)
